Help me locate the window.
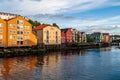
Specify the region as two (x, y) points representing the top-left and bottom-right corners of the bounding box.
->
(0, 41), (2, 44)
(10, 35), (12, 39)
(27, 31), (30, 34)
(17, 26), (23, 29)
(46, 31), (49, 43)
(17, 31), (23, 34)
(56, 31), (58, 35)
(0, 29), (3, 33)
(10, 24), (13, 28)
(13, 41), (17, 44)
(24, 26), (29, 29)
(24, 41), (27, 44)
(20, 41), (23, 44)
(24, 36), (29, 39)
(0, 23), (2, 28)
(46, 40), (49, 43)
(56, 36), (58, 43)
(21, 31), (23, 34)
(13, 25), (16, 28)
(20, 26), (23, 29)
(17, 26), (20, 29)
(17, 41), (23, 45)
(27, 26), (30, 29)
(10, 30), (12, 34)
(17, 31), (20, 34)
(17, 36), (23, 40)
(13, 30), (16, 34)
(17, 20), (24, 25)
(13, 36), (16, 39)
(17, 41), (20, 44)
(24, 31), (26, 34)
(0, 35), (3, 39)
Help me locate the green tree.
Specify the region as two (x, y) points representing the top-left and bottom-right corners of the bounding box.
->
(52, 23), (59, 28)
(87, 36), (95, 42)
(28, 19), (41, 28)
(77, 34), (80, 43)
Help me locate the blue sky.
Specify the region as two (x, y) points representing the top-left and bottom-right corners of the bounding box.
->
(0, 0), (120, 34)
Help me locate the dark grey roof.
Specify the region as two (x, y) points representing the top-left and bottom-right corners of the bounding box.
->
(103, 33), (109, 35)
(61, 28), (71, 33)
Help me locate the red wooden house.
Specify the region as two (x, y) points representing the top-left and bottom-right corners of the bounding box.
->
(61, 28), (73, 43)
(103, 33), (110, 43)
(61, 32), (65, 44)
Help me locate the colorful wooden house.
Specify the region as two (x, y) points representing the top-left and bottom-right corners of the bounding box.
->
(0, 18), (7, 47)
(103, 33), (110, 43)
(61, 32), (65, 44)
(0, 15), (37, 47)
(72, 29), (78, 43)
(61, 28), (73, 43)
(33, 24), (61, 46)
(91, 32), (104, 43)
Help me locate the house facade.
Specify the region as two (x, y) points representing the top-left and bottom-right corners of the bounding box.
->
(81, 32), (87, 43)
(72, 29), (78, 43)
(61, 28), (73, 43)
(33, 24), (61, 46)
(0, 18), (7, 47)
(0, 16), (37, 47)
(103, 33), (110, 43)
(91, 32), (104, 43)
(78, 32), (87, 43)
(61, 32), (65, 44)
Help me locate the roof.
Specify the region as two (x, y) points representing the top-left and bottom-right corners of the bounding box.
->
(33, 24), (51, 30)
(103, 33), (109, 35)
(61, 28), (71, 33)
(0, 12), (20, 20)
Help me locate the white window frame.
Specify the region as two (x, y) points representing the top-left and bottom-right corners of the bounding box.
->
(10, 35), (12, 39)
(10, 24), (13, 28)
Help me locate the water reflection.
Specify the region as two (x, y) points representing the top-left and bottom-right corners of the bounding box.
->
(0, 47), (120, 80)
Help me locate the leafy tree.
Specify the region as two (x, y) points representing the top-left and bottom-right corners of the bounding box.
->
(28, 19), (41, 28)
(87, 36), (95, 42)
(52, 23), (59, 28)
(77, 34), (80, 43)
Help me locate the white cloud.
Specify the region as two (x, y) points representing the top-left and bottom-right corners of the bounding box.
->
(59, 15), (120, 34)
(0, 0), (120, 34)
(0, 0), (119, 15)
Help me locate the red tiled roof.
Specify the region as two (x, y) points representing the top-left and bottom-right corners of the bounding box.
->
(33, 24), (51, 30)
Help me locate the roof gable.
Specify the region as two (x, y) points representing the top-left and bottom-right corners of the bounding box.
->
(33, 24), (51, 30)
(61, 28), (71, 33)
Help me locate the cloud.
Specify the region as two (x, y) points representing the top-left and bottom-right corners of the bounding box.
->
(30, 0), (42, 1)
(0, 0), (120, 15)
(28, 14), (78, 20)
(58, 15), (120, 34)
(0, 0), (120, 34)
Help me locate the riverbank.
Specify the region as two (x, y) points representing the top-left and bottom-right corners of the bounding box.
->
(0, 43), (110, 58)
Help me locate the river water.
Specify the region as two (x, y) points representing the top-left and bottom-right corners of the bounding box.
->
(0, 46), (120, 80)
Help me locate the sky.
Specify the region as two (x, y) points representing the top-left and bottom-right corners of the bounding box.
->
(0, 0), (120, 34)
